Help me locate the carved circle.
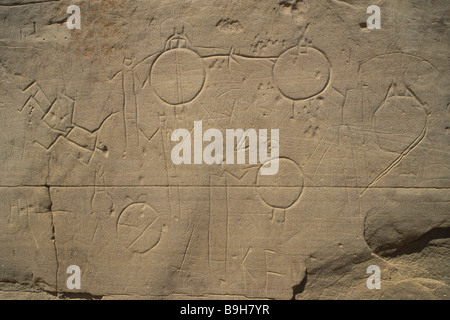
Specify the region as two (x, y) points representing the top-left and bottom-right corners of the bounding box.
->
(116, 203), (162, 254)
(373, 96), (427, 153)
(151, 48), (206, 105)
(273, 46), (330, 100)
(257, 158), (304, 209)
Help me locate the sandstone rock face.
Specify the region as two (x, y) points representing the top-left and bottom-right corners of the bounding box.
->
(0, 0), (449, 300)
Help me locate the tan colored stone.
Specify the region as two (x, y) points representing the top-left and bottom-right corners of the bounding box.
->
(0, 0), (448, 299)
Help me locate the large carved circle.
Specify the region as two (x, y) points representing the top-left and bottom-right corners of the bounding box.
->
(273, 46), (330, 100)
(151, 48), (206, 105)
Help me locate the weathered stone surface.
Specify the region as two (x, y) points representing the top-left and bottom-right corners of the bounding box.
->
(0, 0), (449, 299)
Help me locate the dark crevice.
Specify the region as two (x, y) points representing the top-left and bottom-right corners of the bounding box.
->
(291, 271), (307, 300)
(375, 227), (450, 258)
(44, 182), (53, 211)
(359, 22), (367, 29)
(59, 292), (104, 300)
(0, 0), (59, 6)
(0, 280), (103, 300)
(45, 183), (59, 292)
(46, 16), (67, 26)
(279, 0), (302, 10)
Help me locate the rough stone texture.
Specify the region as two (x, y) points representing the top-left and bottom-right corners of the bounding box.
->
(0, 0), (449, 300)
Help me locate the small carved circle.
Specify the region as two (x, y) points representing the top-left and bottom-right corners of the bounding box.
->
(116, 203), (162, 254)
(257, 158), (304, 209)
